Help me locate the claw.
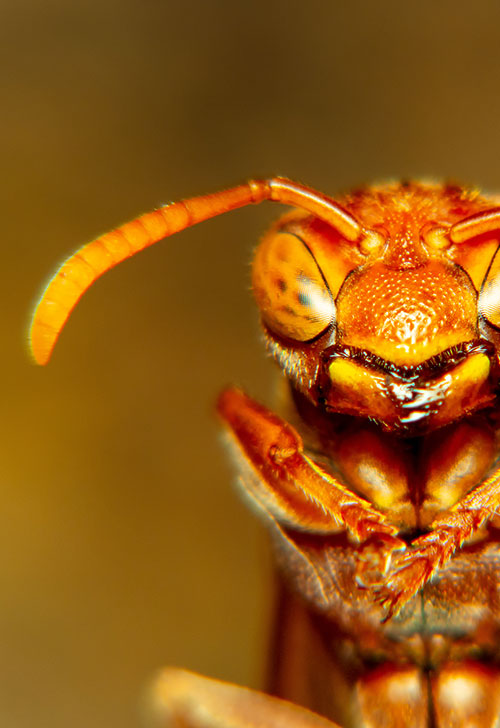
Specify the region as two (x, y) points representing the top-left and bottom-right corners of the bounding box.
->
(371, 547), (439, 619)
(374, 586), (405, 622)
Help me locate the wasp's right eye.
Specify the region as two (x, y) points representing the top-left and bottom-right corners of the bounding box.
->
(252, 231), (335, 342)
(479, 245), (500, 330)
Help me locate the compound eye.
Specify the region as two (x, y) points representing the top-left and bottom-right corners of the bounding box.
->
(252, 231), (335, 341)
(480, 245), (500, 328)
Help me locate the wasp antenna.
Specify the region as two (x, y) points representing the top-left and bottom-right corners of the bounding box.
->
(29, 178), (363, 365)
(265, 177), (362, 241)
(449, 208), (500, 244)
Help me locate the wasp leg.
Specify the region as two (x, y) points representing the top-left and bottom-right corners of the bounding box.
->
(217, 387), (404, 550)
(149, 668), (341, 728)
(354, 532), (406, 588)
(376, 466), (500, 616)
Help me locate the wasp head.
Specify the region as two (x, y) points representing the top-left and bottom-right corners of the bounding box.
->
(253, 182), (500, 433)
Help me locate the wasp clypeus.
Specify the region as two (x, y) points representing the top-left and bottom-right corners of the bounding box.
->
(30, 178), (500, 727)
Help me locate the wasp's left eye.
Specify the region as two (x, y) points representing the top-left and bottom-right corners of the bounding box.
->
(252, 231), (335, 341)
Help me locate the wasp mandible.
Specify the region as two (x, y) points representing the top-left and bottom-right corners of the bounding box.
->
(30, 178), (500, 727)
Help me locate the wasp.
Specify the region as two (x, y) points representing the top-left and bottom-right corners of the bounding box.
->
(30, 178), (500, 727)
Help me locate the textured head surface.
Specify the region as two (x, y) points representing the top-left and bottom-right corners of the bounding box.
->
(335, 259), (477, 365)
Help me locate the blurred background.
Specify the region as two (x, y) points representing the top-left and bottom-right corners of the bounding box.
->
(4, 0), (500, 725)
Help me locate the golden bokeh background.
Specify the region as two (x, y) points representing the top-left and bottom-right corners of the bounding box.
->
(4, 1), (500, 725)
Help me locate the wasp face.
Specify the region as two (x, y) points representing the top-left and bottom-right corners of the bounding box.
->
(253, 183), (500, 433)
(326, 255), (496, 433)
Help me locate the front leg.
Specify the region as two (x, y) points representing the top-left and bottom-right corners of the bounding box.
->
(377, 468), (500, 616)
(149, 669), (340, 728)
(217, 388), (404, 549)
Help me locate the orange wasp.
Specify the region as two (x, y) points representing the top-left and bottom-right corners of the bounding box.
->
(30, 178), (500, 727)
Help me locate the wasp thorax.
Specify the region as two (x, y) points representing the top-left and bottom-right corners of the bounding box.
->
(335, 261), (478, 366)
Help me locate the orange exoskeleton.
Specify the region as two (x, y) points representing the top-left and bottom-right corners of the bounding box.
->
(30, 178), (500, 728)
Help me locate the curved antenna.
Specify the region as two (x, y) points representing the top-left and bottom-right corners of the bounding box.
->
(449, 208), (500, 244)
(29, 177), (364, 365)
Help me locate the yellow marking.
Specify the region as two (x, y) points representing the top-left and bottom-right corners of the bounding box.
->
(454, 352), (490, 388)
(329, 358), (372, 388)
